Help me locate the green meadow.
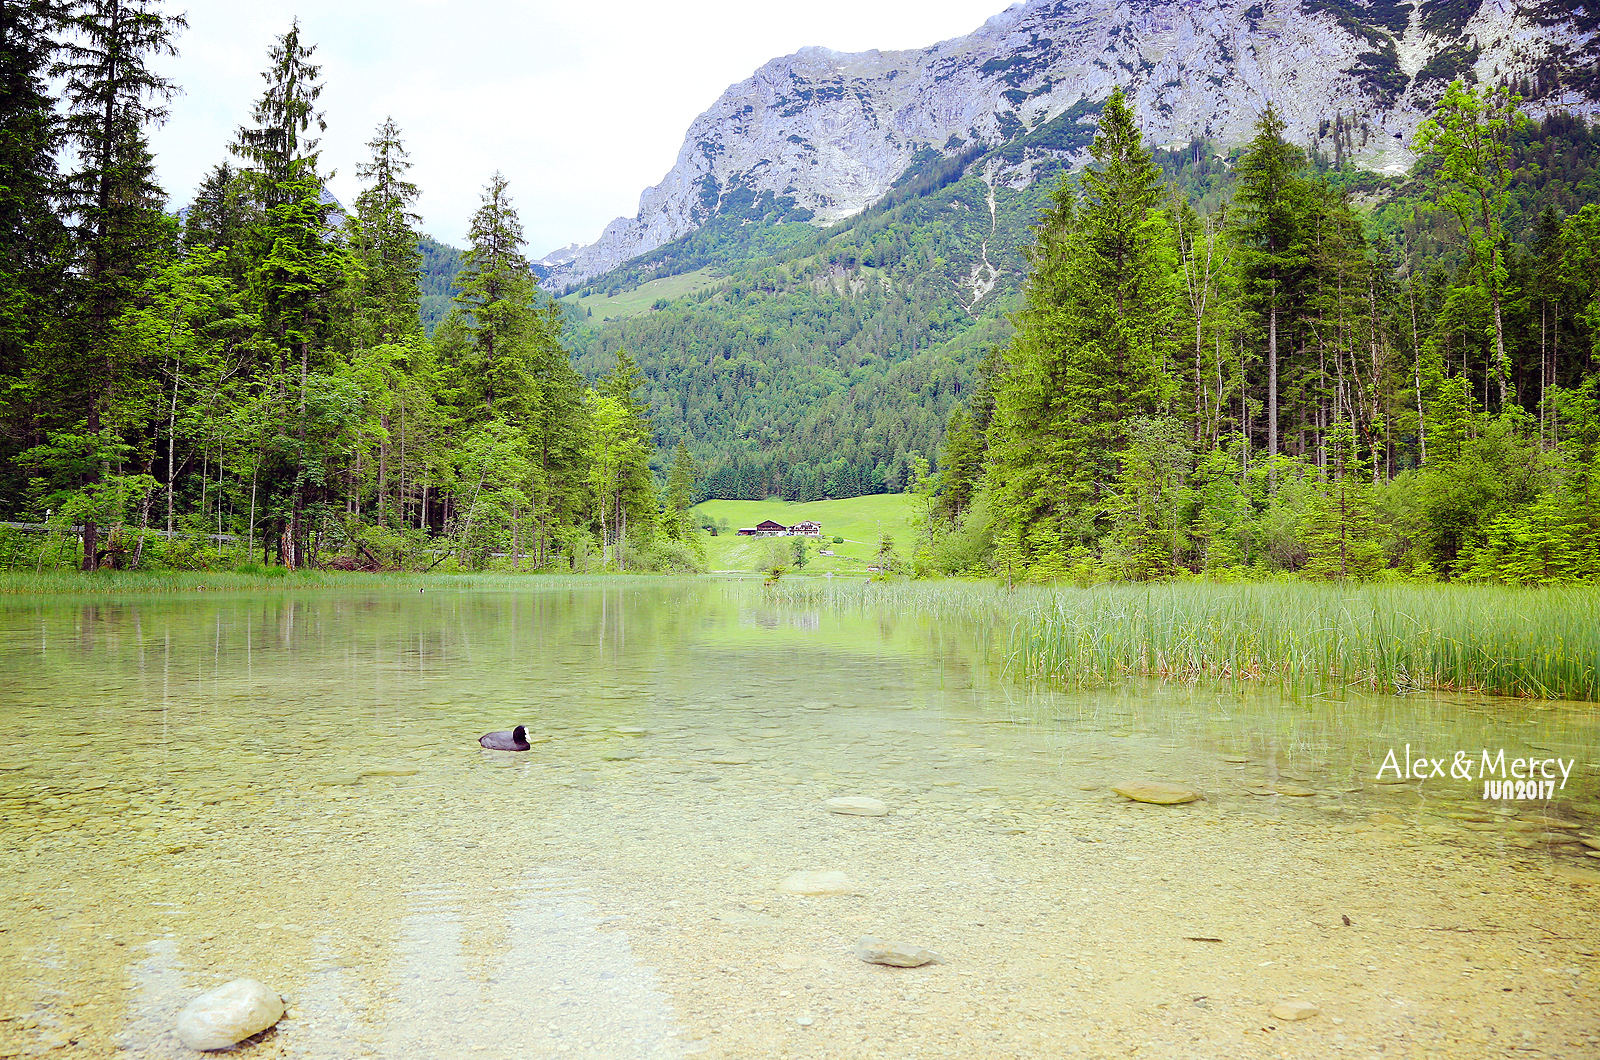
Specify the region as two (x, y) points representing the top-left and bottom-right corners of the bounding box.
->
(560, 267), (721, 321)
(690, 494), (919, 574)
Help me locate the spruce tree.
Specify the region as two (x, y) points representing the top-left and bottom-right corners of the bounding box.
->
(230, 19), (323, 208)
(660, 440), (698, 540)
(0, 0), (69, 379)
(50, 0), (184, 568)
(1234, 104), (1314, 480)
(231, 21), (345, 567)
(987, 87), (1180, 576)
(350, 117), (422, 346)
(455, 172), (533, 416)
(597, 347), (657, 541)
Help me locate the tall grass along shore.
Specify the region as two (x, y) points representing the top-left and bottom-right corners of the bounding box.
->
(764, 579), (1600, 702)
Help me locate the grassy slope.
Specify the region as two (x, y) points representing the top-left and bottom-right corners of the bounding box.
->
(561, 268), (721, 322)
(690, 494), (918, 573)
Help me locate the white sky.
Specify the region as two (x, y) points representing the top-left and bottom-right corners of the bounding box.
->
(147, 0), (1014, 256)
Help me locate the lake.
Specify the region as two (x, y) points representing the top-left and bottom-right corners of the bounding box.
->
(1, 580), (1597, 1058)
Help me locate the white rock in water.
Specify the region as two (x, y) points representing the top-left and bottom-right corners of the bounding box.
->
(175, 979), (284, 1050)
(778, 870), (854, 895)
(825, 796), (888, 816)
(1270, 1000), (1321, 1021)
(856, 936), (941, 967)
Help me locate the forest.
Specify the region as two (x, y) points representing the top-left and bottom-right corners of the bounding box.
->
(918, 87), (1600, 584)
(0, 6), (699, 573)
(3, 0), (1599, 584)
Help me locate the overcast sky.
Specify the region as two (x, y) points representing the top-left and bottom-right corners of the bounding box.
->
(147, 0), (1013, 256)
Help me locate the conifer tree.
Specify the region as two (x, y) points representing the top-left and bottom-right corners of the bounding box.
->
(597, 347), (656, 541)
(987, 87), (1180, 575)
(455, 172), (532, 416)
(1302, 419), (1384, 578)
(350, 117), (422, 346)
(231, 21), (345, 567)
(230, 19), (323, 207)
(49, 0), (184, 568)
(0, 0), (69, 380)
(182, 161), (252, 279)
(660, 439), (698, 540)
(1234, 104), (1314, 479)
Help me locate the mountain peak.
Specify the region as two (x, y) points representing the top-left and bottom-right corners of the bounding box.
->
(544, 0), (1600, 290)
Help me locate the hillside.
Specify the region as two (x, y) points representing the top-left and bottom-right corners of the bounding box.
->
(557, 112), (1600, 501)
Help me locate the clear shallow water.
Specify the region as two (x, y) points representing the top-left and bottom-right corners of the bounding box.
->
(1, 582), (1597, 1059)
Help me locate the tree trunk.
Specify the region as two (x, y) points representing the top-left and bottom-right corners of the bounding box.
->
(1267, 299), (1279, 487)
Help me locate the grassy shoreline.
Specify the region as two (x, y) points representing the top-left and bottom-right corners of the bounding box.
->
(762, 579), (1600, 702)
(7, 571), (1597, 702)
(0, 570), (694, 595)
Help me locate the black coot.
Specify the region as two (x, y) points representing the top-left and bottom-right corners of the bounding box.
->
(479, 724), (531, 751)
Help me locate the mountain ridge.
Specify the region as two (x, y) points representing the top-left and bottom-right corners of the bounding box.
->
(543, 0), (1600, 290)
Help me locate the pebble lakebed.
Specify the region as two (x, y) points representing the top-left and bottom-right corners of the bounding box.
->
(3, 697), (1597, 1060)
(1, 586), (1597, 1059)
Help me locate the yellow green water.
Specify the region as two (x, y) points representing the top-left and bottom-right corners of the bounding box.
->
(1, 582), (1597, 1059)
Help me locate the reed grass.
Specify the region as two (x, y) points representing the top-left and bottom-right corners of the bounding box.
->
(763, 577), (1600, 702)
(1012, 583), (1600, 701)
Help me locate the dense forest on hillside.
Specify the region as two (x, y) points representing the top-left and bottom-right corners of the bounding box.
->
(0, 6), (697, 573)
(566, 109), (1600, 505)
(921, 88), (1600, 583)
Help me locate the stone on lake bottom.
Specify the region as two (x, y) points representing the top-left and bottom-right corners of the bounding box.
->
(825, 796), (888, 816)
(1112, 780), (1200, 805)
(778, 870), (854, 895)
(175, 978), (284, 1050)
(1270, 1000), (1321, 1021)
(855, 936), (941, 967)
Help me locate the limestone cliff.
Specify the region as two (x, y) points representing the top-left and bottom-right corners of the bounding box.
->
(543, 0), (1599, 289)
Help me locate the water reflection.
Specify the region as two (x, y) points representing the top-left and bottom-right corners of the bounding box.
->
(0, 582), (1596, 1058)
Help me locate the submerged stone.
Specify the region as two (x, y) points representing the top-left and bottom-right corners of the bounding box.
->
(778, 870), (854, 895)
(175, 978), (283, 1050)
(1112, 780), (1200, 805)
(1270, 1000), (1321, 1021)
(855, 936), (941, 967)
(825, 796), (888, 816)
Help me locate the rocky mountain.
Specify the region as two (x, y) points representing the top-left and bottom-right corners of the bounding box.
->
(543, 0), (1599, 290)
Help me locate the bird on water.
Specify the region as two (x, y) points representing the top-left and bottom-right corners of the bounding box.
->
(479, 724), (531, 751)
